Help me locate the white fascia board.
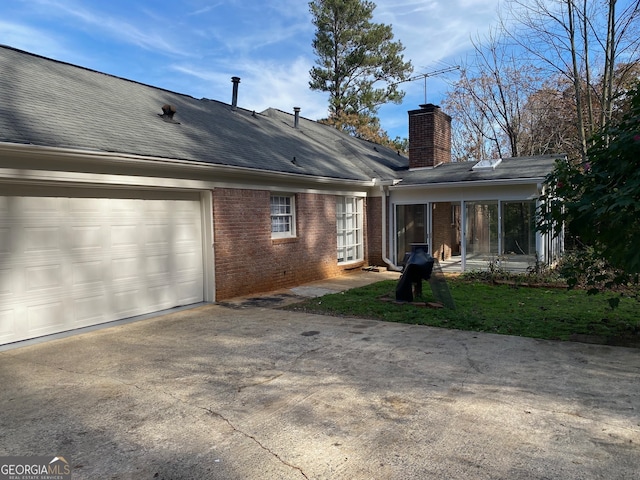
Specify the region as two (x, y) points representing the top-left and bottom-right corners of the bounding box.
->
(0, 167), (373, 197)
(0, 142), (376, 191)
(0, 167), (211, 190)
(389, 177), (546, 190)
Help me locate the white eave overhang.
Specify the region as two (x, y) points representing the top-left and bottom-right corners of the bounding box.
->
(389, 177), (547, 190)
(0, 142), (378, 191)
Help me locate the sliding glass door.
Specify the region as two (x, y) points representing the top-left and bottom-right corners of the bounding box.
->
(395, 204), (428, 265)
(464, 201), (498, 258)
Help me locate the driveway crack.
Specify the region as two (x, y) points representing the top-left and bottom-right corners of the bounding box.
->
(155, 384), (310, 478)
(460, 341), (483, 374)
(203, 406), (309, 479)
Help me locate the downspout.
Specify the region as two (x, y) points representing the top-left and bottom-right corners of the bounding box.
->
(461, 201), (467, 272)
(381, 184), (402, 271)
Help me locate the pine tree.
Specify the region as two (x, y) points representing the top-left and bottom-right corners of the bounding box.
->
(309, 0), (413, 138)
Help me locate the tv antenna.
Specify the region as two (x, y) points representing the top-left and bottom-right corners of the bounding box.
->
(397, 65), (460, 104)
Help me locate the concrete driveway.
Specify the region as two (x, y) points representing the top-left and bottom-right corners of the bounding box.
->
(1, 274), (639, 479)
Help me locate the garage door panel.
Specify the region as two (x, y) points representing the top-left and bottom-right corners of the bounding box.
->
(0, 268), (14, 295)
(175, 251), (201, 273)
(73, 295), (107, 327)
(146, 254), (171, 276)
(112, 288), (144, 318)
(72, 260), (105, 286)
(110, 198), (144, 215)
(24, 226), (62, 253)
(177, 279), (203, 305)
(147, 284), (175, 309)
(18, 196), (64, 214)
(71, 225), (104, 251)
(112, 256), (140, 282)
(145, 223), (170, 246)
(0, 227), (10, 252)
(111, 224), (140, 248)
(174, 222), (200, 243)
(27, 301), (64, 334)
(26, 264), (63, 292)
(69, 197), (106, 215)
(0, 193), (205, 345)
(0, 309), (16, 340)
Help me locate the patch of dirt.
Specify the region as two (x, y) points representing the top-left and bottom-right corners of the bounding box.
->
(300, 331), (320, 337)
(568, 333), (640, 349)
(378, 295), (444, 309)
(218, 293), (303, 309)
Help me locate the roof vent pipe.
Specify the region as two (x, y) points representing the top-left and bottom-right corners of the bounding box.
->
(158, 104), (180, 123)
(293, 107), (301, 128)
(231, 76), (240, 111)
(161, 104), (176, 119)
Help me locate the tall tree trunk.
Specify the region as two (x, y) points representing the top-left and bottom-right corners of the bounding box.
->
(567, 0), (589, 161)
(601, 0), (617, 130)
(582, 0), (595, 137)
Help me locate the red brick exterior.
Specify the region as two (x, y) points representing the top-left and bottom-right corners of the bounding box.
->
(212, 188), (367, 300)
(408, 104), (452, 169)
(365, 196), (384, 266)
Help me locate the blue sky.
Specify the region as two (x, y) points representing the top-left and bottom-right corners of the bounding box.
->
(1, 0), (503, 140)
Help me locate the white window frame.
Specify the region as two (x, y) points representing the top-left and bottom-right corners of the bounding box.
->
(337, 196), (363, 264)
(271, 194), (296, 239)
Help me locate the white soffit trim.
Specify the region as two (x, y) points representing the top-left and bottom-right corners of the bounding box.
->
(0, 167), (375, 197)
(0, 142), (377, 189)
(0, 167), (211, 190)
(389, 177), (546, 190)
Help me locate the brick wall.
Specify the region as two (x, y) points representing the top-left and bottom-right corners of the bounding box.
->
(365, 196), (384, 266)
(408, 104), (452, 169)
(212, 188), (366, 300)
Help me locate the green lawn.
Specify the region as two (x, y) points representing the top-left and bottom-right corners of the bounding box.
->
(284, 278), (640, 345)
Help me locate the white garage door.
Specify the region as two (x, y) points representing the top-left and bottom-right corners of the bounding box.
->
(0, 190), (204, 345)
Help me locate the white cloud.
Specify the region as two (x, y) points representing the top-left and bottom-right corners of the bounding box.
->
(375, 0), (502, 67)
(171, 56), (328, 120)
(0, 21), (67, 58)
(27, 0), (193, 57)
(238, 56), (329, 119)
(186, 1), (312, 57)
(186, 3), (223, 17)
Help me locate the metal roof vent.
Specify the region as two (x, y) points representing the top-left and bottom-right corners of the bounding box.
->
(159, 104), (180, 124)
(294, 107), (300, 128)
(231, 76), (240, 111)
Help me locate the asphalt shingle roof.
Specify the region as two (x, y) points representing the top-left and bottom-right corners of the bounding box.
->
(0, 45), (404, 182)
(397, 154), (562, 186)
(0, 45), (560, 187)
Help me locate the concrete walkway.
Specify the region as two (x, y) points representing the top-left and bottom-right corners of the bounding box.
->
(1, 271), (639, 479)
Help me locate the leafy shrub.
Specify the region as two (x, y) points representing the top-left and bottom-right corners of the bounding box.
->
(557, 247), (639, 307)
(460, 255), (564, 286)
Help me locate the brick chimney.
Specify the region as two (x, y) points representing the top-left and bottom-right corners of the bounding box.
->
(408, 103), (451, 168)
